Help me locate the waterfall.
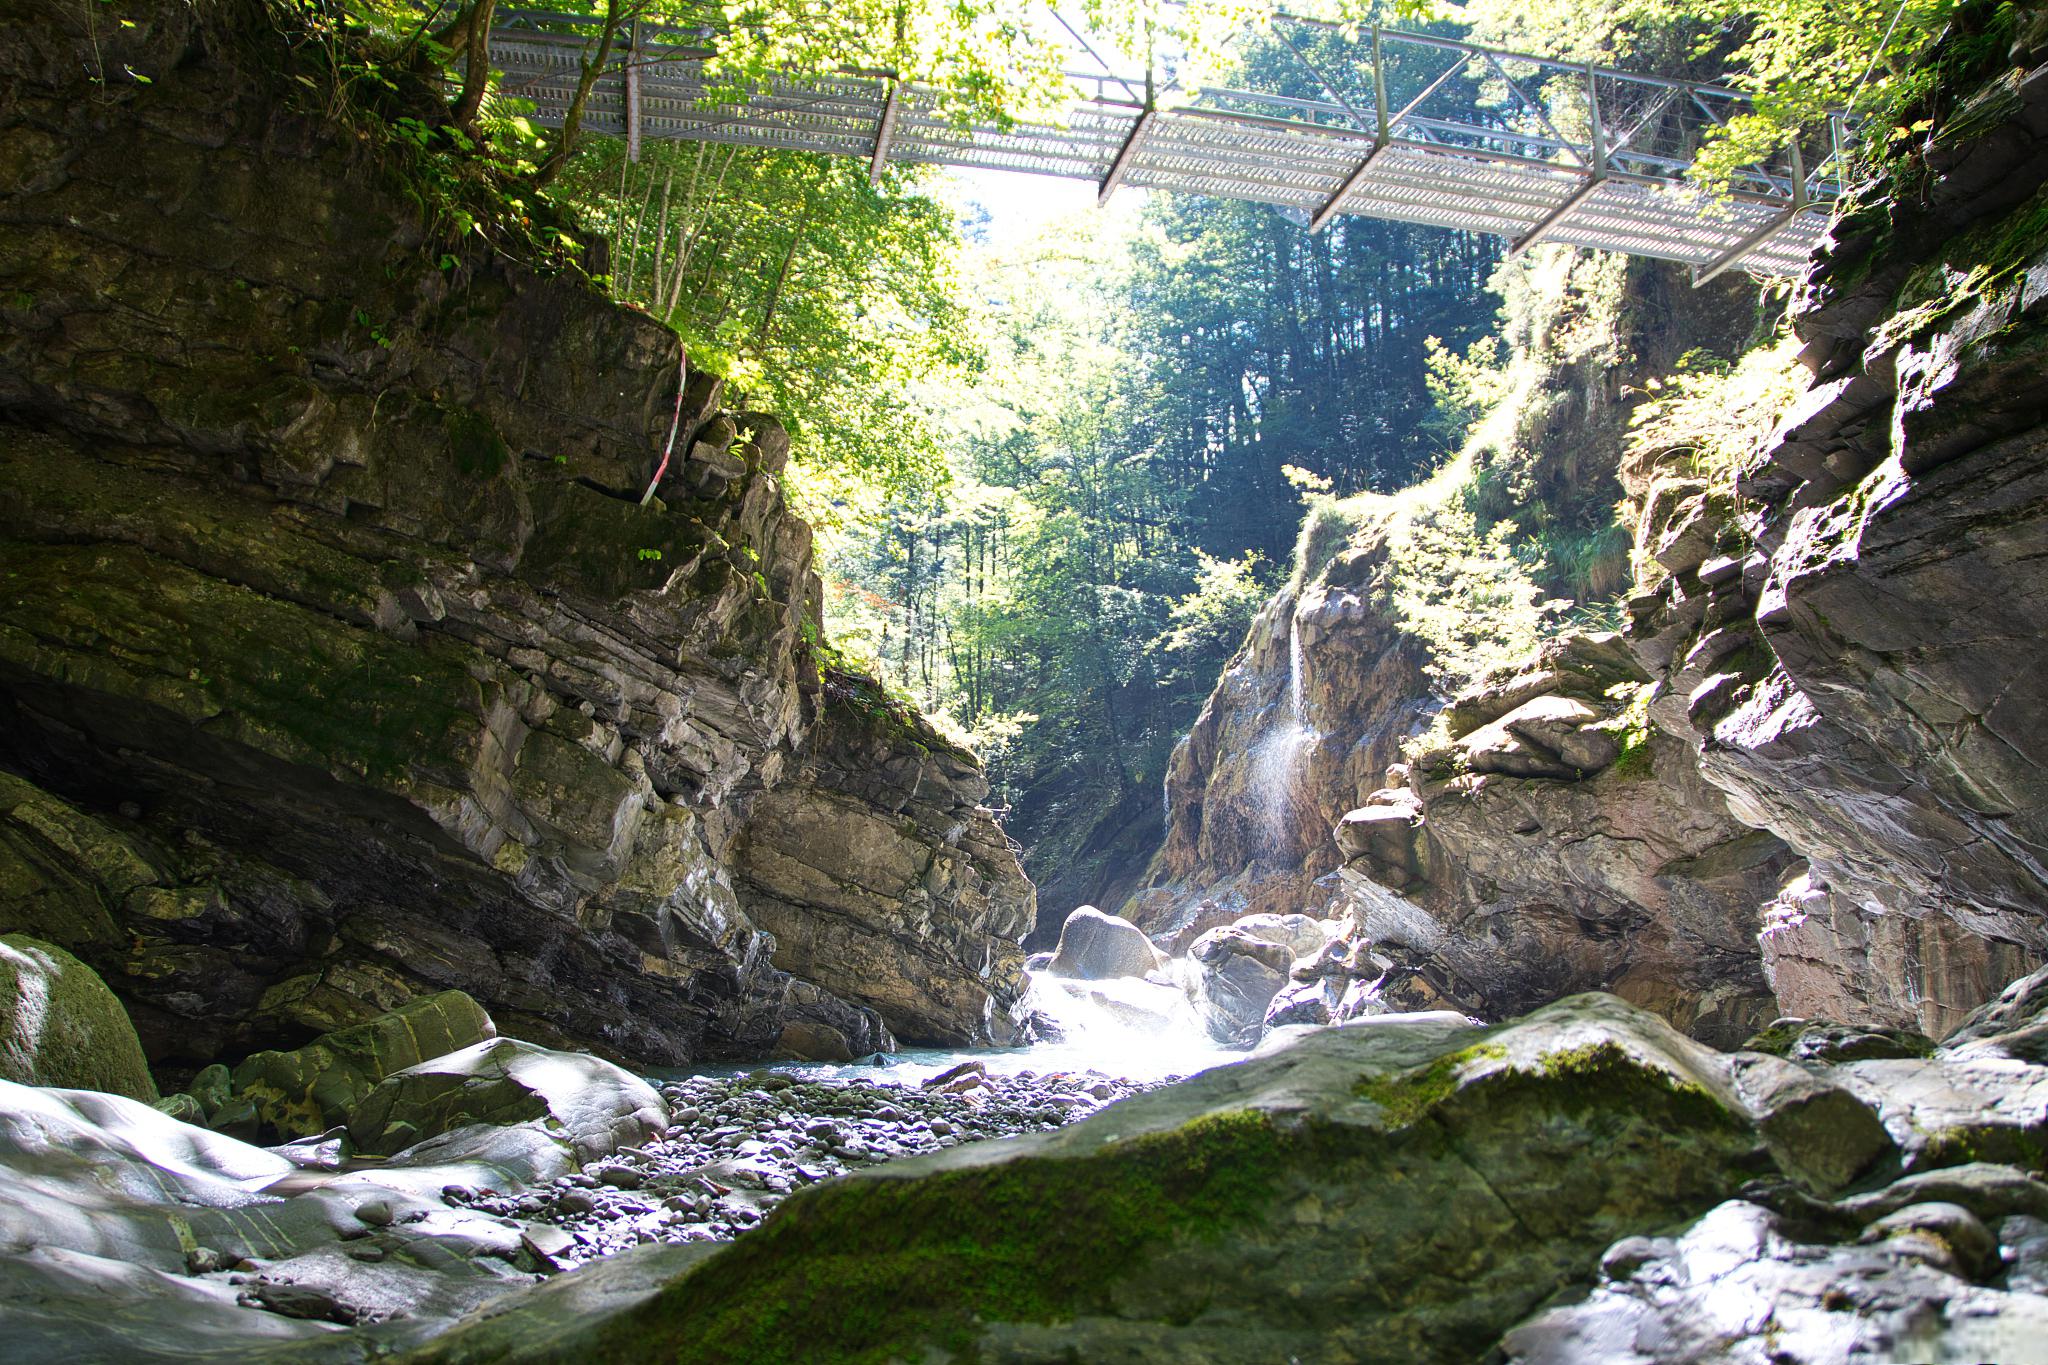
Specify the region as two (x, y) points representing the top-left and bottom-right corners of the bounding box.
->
(1253, 604), (1318, 841)
(1288, 611), (1310, 729)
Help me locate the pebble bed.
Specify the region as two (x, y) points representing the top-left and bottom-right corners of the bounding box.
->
(441, 1061), (1162, 1270)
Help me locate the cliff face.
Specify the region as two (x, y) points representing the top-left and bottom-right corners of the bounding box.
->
(0, 0), (1029, 1071)
(1624, 2), (2048, 1036)
(1128, 251), (1777, 1043)
(733, 671), (1034, 1048)
(1129, 518), (1433, 951)
(1336, 632), (1793, 1046)
(1170, 2), (2048, 1045)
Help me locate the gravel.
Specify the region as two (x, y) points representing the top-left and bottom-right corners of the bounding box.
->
(444, 1061), (1163, 1270)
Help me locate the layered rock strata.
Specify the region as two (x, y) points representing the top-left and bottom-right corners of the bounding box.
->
(732, 672), (1034, 1051)
(0, 0), (1027, 1072)
(1621, 2), (2048, 1033)
(1337, 633), (1794, 1046)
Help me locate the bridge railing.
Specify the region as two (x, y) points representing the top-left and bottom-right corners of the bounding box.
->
(488, 7), (1848, 280)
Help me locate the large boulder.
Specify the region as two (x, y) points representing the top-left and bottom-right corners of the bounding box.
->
(0, 934), (155, 1102)
(1044, 906), (1164, 981)
(349, 1038), (667, 1166)
(227, 989), (497, 1140)
(423, 995), (1900, 1363)
(1184, 924), (1297, 1046)
(0, 1074), (610, 1362)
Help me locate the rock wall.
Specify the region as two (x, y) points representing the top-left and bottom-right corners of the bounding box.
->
(1129, 517), (1434, 951)
(1338, 634), (1794, 1046)
(1621, 2), (2048, 1035)
(0, 0), (1028, 1072)
(733, 671), (1034, 1051)
(1128, 251), (1775, 1042)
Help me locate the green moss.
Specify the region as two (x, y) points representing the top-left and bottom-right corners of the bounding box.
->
(444, 405), (509, 479)
(0, 934), (157, 1101)
(1915, 1124), (2048, 1175)
(1608, 737), (1655, 781)
(598, 1109), (1290, 1364)
(1741, 1022), (1804, 1057)
(1293, 495), (1375, 586)
(0, 543), (483, 786)
(819, 666), (973, 764)
(1873, 178), (2048, 354)
(1352, 1043), (1509, 1126)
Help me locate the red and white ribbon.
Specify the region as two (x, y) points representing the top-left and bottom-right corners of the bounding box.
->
(638, 350), (689, 507)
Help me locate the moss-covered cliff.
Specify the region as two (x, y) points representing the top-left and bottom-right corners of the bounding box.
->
(0, 0), (1030, 1073)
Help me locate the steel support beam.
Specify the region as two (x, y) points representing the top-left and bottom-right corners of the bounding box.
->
(1694, 141), (1806, 286)
(1308, 27), (1389, 235)
(1309, 144), (1391, 233)
(1099, 108), (1156, 204)
(1508, 174), (1602, 256)
(870, 80), (902, 185)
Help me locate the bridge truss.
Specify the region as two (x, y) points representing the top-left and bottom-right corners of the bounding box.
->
(492, 10), (1848, 282)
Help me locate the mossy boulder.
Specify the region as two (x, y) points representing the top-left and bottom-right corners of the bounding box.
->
(229, 989), (497, 1140)
(412, 995), (1878, 1365)
(0, 934), (156, 1101)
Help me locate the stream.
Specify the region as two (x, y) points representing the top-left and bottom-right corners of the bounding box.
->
(456, 971), (1248, 1270)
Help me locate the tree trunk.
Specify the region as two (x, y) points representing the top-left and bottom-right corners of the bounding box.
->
(447, 0), (497, 134)
(537, 0), (625, 186)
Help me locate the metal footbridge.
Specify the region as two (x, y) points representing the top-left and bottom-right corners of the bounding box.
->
(492, 11), (1847, 282)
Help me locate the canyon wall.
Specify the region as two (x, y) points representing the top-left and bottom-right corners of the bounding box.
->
(0, 0), (1030, 1074)
(1148, 3), (2048, 1043)
(1125, 252), (1771, 1005)
(1623, 2), (2048, 1035)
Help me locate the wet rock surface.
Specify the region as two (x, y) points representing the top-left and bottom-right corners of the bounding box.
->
(1129, 543), (1434, 950)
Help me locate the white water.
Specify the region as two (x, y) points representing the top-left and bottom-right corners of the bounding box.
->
(1288, 610), (1310, 729)
(665, 973), (1242, 1087)
(1010, 972), (1242, 1081)
(1252, 611), (1319, 840)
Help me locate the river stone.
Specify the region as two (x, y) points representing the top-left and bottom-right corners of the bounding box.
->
(1045, 906), (1163, 981)
(1185, 924), (1297, 1046)
(0, 1074), (592, 1362)
(0, 935), (156, 1102)
(418, 994), (1806, 1363)
(1502, 1192), (2048, 1364)
(229, 989), (497, 1140)
(189, 1062), (233, 1118)
(349, 1037), (667, 1166)
(1724, 1050), (1894, 1194)
(1228, 912), (1330, 961)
